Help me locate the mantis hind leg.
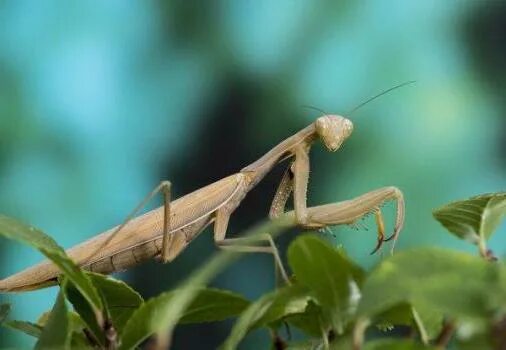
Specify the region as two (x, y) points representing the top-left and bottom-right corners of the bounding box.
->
(84, 181), (173, 264)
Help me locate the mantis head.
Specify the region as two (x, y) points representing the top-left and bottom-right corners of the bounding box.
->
(315, 115), (353, 152)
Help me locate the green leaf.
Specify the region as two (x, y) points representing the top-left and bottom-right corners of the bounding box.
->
(374, 303), (442, 342)
(179, 288), (249, 324)
(37, 311), (91, 349)
(287, 235), (364, 330)
(88, 273), (143, 333)
(3, 320), (43, 338)
(456, 331), (494, 350)
(118, 287), (248, 327)
(374, 303), (412, 331)
(118, 214), (294, 350)
(222, 284), (311, 350)
(357, 248), (506, 321)
(285, 300), (326, 337)
(433, 192), (506, 243)
(0, 303), (10, 324)
(0, 215), (103, 322)
(35, 291), (70, 349)
(413, 306), (443, 342)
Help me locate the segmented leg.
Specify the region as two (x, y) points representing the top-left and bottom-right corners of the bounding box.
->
(214, 208), (290, 284)
(84, 181), (172, 264)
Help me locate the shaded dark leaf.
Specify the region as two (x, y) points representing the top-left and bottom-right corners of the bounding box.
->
(88, 273), (143, 334)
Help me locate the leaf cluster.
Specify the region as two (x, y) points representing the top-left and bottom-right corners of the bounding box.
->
(0, 192), (505, 349)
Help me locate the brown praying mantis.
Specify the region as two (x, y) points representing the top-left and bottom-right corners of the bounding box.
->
(0, 84), (411, 293)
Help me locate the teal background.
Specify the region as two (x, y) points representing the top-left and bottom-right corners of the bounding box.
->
(0, 1), (505, 348)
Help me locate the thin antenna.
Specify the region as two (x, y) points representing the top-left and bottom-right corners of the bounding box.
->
(347, 80), (416, 116)
(301, 105), (328, 116)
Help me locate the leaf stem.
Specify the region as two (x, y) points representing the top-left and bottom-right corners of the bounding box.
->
(434, 319), (455, 349)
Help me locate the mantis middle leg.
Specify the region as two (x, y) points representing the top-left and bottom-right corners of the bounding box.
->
(213, 209), (290, 284)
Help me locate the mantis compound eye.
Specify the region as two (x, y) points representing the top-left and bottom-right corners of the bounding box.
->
(343, 118), (354, 137)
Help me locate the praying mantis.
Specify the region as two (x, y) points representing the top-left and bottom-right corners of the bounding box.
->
(0, 83), (412, 292)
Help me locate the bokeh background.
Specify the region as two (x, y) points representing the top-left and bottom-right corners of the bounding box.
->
(0, 1), (505, 348)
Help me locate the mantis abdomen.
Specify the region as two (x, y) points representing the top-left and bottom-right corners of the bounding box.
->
(0, 174), (243, 292)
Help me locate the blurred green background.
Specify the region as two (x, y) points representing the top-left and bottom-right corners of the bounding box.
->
(0, 1), (505, 348)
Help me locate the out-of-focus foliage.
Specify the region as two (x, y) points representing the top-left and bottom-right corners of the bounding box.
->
(2, 192), (506, 349)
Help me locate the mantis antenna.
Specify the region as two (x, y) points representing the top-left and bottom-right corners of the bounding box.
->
(301, 105), (328, 115)
(302, 80), (415, 118)
(347, 80), (416, 116)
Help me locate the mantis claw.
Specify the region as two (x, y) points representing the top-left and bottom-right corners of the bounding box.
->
(370, 237), (384, 255)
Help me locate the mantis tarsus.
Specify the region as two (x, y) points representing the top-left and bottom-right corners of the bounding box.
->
(0, 112), (405, 292)
(1, 79), (415, 292)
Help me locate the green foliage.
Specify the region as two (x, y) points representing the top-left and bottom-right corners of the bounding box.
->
(433, 192), (506, 255)
(0, 215), (104, 324)
(222, 284), (311, 350)
(1, 192), (506, 349)
(34, 291), (70, 349)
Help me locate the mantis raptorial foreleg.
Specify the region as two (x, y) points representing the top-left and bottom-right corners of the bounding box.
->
(299, 186), (405, 254)
(269, 166), (293, 220)
(293, 145), (311, 225)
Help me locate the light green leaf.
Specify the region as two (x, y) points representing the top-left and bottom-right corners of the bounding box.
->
(287, 235), (364, 330)
(37, 311), (91, 348)
(222, 284), (311, 350)
(118, 214), (294, 350)
(35, 291), (70, 349)
(357, 248), (506, 321)
(0, 215), (103, 322)
(433, 192), (506, 243)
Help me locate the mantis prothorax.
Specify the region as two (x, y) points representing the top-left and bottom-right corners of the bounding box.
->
(0, 112), (405, 292)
